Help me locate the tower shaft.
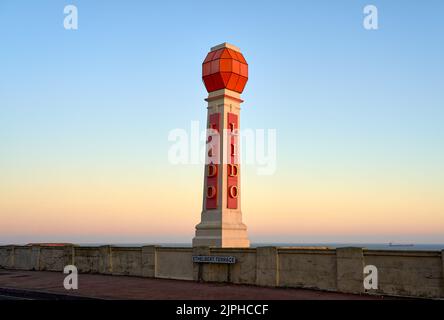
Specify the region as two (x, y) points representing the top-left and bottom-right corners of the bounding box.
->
(192, 88), (249, 247)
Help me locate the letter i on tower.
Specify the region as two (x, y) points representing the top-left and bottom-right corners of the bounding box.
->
(192, 43), (250, 248)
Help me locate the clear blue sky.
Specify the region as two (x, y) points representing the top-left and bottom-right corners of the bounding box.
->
(0, 1), (443, 244)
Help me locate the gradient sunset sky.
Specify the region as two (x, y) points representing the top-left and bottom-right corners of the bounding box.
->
(1, 0), (443, 244)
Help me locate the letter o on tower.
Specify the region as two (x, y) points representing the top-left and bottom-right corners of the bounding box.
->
(206, 186), (216, 198)
(229, 185), (238, 198)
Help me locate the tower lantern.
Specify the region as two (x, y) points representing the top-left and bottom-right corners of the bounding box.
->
(192, 43), (250, 248)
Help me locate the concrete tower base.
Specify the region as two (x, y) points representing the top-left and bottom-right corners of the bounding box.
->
(193, 214), (250, 248)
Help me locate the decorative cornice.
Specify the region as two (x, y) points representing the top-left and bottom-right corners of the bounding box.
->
(205, 94), (244, 104)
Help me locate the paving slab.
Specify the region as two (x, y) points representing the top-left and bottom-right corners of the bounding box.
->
(0, 269), (391, 300)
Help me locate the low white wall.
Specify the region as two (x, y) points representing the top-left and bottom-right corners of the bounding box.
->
(278, 249), (337, 291)
(364, 250), (443, 298)
(0, 245), (443, 299)
(156, 248), (193, 280)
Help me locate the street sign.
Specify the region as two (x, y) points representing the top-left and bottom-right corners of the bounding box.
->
(192, 255), (236, 264)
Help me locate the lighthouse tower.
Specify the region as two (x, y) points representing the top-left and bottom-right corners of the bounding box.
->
(192, 43), (250, 248)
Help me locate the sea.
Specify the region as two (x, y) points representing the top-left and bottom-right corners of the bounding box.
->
(78, 243), (444, 251)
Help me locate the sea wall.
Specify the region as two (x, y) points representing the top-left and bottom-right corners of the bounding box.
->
(0, 245), (443, 299)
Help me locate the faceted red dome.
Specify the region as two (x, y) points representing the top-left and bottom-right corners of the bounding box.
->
(202, 45), (248, 93)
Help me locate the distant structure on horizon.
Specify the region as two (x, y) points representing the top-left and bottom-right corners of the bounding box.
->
(192, 43), (250, 248)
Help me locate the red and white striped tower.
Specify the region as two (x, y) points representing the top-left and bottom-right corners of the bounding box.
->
(192, 43), (250, 248)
